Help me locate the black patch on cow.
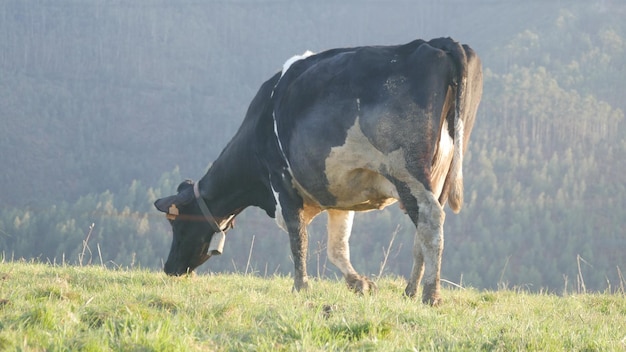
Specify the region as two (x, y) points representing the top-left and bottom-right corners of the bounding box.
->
(387, 174), (420, 225)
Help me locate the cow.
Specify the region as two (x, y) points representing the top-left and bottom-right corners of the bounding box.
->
(154, 37), (482, 305)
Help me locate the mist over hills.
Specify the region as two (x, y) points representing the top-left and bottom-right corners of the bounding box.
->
(1, 0), (567, 205)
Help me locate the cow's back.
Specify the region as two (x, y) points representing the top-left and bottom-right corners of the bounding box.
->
(273, 39), (465, 210)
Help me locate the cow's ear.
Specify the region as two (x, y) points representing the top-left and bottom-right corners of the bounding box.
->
(154, 182), (195, 213)
(176, 179), (194, 193)
(154, 195), (179, 213)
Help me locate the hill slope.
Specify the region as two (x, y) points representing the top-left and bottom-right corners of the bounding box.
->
(0, 262), (624, 351)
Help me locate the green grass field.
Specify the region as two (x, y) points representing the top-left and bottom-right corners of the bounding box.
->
(0, 262), (624, 351)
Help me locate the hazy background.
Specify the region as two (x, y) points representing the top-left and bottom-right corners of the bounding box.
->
(1, 0), (624, 292)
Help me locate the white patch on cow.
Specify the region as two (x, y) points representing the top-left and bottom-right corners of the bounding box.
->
(271, 184), (287, 232)
(272, 111), (293, 174)
(281, 50), (315, 77)
(430, 118), (455, 198)
(323, 117), (401, 210)
(321, 115), (453, 214)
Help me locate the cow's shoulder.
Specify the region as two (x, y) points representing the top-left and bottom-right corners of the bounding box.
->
(220, 70), (281, 155)
(243, 71), (282, 126)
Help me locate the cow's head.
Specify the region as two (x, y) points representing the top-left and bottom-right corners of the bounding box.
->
(154, 180), (232, 276)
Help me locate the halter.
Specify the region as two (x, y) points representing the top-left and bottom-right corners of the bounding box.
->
(193, 181), (227, 256)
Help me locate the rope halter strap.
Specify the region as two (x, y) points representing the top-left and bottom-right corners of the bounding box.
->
(193, 181), (226, 255)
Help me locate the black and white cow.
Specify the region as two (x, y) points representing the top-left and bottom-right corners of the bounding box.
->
(154, 37), (482, 305)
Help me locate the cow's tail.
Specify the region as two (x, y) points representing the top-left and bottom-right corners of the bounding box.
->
(446, 40), (468, 214)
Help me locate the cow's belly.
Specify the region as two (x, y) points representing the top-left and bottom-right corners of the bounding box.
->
(295, 168), (399, 211)
(291, 117), (403, 211)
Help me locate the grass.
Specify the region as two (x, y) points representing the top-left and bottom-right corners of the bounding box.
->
(1, 262), (625, 351)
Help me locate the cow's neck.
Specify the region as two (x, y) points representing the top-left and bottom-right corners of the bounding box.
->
(195, 71), (280, 221)
(195, 140), (274, 221)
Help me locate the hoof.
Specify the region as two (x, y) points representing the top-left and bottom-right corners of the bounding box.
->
(423, 296), (442, 306)
(422, 282), (442, 306)
(404, 283), (418, 298)
(292, 279), (310, 292)
(346, 275), (377, 294)
(404, 283), (441, 306)
(321, 304), (337, 319)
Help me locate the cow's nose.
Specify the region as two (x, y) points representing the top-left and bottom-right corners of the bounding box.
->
(164, 262), (183, 276)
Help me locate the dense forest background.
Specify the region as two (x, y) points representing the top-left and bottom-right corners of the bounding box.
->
(1, 0), (624, 292)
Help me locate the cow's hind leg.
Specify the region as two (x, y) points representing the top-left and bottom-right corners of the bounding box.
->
(326, 209), (377, 294)
(396, 181), (445, 306)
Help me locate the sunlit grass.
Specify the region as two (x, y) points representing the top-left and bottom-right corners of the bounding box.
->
(0, 261), (624, 351)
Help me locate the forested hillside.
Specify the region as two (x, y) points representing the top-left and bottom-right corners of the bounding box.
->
(1, 0), (624, 292)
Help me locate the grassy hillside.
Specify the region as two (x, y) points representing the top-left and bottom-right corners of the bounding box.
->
(2, 1), (625, 293)
(0, 262), (624, 351)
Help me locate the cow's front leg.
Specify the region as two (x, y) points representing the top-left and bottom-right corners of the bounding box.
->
(274, 171), (310, 291)
(326, 209), (377, 294)
(286, 213), (309, 291)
